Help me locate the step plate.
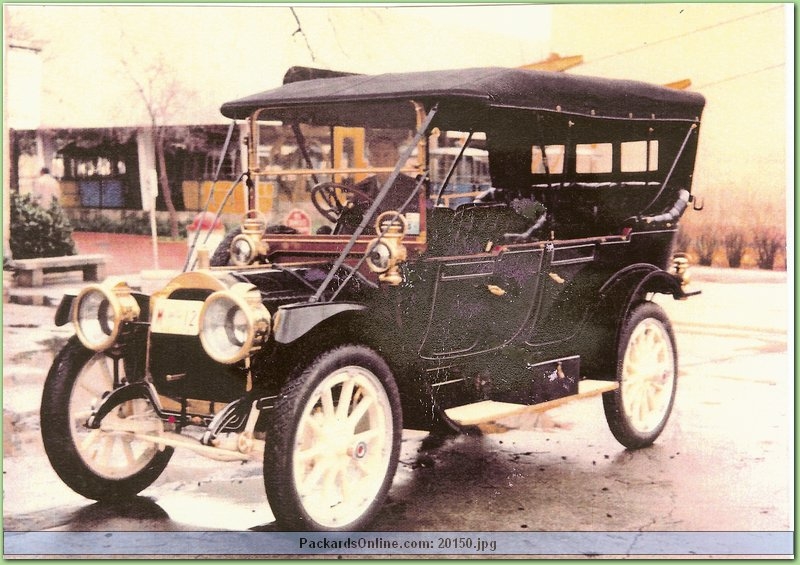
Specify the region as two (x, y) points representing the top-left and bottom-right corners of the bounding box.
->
(445, 379), (619, 427)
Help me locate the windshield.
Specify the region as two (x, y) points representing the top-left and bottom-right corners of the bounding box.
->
(243, 117), (494, 238)
(249, 123), (426, 236)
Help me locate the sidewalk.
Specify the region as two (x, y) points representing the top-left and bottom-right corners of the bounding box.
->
(70, 232), (188, 276)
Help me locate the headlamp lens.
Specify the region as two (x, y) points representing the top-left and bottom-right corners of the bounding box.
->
(231, 236), (254, 266)
(73, 281), (139, 351)
(76, 289), (116, 347)
(226, 306), (249, 346)
(201, 294), (245, 362)
(199, 284), (270, 364)
(367, 242), (392, 273)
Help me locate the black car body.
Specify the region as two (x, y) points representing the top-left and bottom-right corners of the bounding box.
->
(42, 66), (705, 531)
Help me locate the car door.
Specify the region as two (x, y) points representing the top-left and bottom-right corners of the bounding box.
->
(417, 245), (545, 359)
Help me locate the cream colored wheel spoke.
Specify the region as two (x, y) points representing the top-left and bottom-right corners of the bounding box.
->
(347, 394), (374, 429)
(299, 457), (333, 497)
(69, 353), (164, 479)
(320, 388), (336, 423)
(296, 442), (327, 464)
(621, 317), (675, 433)
(292, 365), (393, 528)
(336, 378), (356, 420)
(79, 428), (103, 453)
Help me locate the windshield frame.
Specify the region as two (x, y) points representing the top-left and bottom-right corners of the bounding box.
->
(242, 101), (433, 242)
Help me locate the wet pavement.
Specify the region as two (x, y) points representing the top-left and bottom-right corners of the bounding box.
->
(1, 265), (793, 557)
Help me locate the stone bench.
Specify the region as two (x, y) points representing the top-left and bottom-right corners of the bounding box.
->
(13, 254), (108, 287)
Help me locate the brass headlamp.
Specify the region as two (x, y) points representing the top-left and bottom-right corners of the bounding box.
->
(72, 278), (140, 351)
(230, 210), (269, 266)
(366, 211), (408, 286)
(198, 282), (271, 364)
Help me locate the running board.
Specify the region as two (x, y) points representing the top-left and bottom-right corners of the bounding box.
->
(445, 379), (619, 427)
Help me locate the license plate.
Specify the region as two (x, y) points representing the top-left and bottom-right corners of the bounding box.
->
(150, 299), (203, 336)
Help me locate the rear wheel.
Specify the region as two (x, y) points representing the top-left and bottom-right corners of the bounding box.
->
(40, 337), (173, 500)
(603, 302), (677, 449)
(264, 344), (401, 531)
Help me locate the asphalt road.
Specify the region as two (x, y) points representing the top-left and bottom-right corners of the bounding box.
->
(2, 267), (792, 557)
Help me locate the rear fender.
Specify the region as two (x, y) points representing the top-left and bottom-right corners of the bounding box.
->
(598, 265), (685, 326)
(580, 265), (681, 378)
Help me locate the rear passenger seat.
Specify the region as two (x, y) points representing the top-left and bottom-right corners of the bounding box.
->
(427, 202), (539, 256)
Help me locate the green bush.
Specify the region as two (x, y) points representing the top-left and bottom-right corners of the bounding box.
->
(9, 192), (77, 259)
(70, 211), (190, 238)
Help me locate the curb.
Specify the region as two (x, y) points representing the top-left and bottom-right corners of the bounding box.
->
(7, 292), (63, 307)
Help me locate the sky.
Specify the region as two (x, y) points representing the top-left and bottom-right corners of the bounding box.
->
(5, 4), (551, 128)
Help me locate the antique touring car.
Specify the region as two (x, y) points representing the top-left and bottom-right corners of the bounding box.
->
(41, 67), (705, 531)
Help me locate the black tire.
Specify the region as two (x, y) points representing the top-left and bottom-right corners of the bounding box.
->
(209, 227), (241, 267)
(40, 337), (173, 500)
(264, 344), (402, 531)
(603, 302), (678, 449)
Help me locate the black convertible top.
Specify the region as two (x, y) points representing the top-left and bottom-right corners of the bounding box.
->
(221, 67), (704, 128)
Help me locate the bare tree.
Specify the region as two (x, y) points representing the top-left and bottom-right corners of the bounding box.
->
(118, 46), (191, 239)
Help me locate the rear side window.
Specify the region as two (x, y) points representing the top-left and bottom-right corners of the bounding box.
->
(576, 143), (613, 173)
(531, 145), (565, 174)
(621, 140), (659, 172)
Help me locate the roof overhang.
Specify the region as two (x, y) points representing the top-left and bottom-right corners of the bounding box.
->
(220, 67), (706, 129)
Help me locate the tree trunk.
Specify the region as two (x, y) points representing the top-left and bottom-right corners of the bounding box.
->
(155, 128), (179, 239)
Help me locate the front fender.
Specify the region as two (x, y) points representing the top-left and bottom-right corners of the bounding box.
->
(54, 294), (77, 326)
(273, 302), (367, 344)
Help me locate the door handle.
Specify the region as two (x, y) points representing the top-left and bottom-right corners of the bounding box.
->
(487, 284), (506, 296)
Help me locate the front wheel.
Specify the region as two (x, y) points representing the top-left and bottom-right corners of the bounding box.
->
(603, 302), (678, 449)
(264, 344), (402, 531)
(40, 337), (173, 500)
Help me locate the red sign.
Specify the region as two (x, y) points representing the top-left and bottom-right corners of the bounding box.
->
(284, 208), (312, 234)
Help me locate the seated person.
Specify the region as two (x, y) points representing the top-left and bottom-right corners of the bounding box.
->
(354, 135), (420, 213)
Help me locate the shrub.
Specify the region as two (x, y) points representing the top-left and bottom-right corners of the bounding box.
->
(70, 211), (190, 238)
(9, 192), (77, 259)
(722, 227), (747, 268)
(692, 231), (717, 266)
(674, 225), (692, 254)
(753, 229), (785, 270)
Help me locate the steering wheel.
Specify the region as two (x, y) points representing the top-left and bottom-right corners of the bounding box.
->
(310, 181), (374, 223)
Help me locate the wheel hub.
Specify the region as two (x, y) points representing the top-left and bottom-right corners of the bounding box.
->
(350, 441), (368, 459)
